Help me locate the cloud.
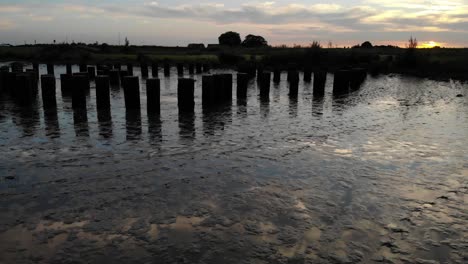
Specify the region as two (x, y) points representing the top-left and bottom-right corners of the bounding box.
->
(0, 19), (14, 30)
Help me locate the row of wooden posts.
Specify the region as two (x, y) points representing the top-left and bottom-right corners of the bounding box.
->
(0, 63), (367, 115)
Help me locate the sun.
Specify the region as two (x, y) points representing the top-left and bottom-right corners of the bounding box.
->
(419, 41), (440, 48)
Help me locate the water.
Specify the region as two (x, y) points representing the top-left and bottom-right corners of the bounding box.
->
(0, 64), (467, 263)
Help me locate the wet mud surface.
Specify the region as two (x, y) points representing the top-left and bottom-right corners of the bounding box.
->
(0, 64), (467, 263)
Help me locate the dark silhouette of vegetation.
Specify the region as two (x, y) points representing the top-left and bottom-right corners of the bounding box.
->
(361, 41), (373, 48)
(242, 35), (268, 48)
(0, 36), (466, 81)
(218, 31), (241, 46)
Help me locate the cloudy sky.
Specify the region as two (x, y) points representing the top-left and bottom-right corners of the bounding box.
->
(0, 0), (467, 47)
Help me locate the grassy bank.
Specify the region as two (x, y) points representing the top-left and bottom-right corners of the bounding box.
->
(0, 44), (467, 81)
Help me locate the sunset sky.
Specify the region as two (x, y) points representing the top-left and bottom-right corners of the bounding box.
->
(0, 0), (467, 47)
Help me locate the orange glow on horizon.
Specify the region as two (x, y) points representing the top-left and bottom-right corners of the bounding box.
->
(418, 41), (441, 48)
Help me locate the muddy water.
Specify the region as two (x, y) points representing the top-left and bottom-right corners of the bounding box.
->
(0, 64), (467, 264)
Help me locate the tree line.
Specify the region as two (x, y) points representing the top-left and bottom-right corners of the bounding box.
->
(218, 31), (268, 48)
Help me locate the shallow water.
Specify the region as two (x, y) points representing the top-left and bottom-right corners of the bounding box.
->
(0, 64), (467, 264)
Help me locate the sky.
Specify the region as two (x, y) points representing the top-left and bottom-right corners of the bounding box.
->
(0, 0), (467, 47)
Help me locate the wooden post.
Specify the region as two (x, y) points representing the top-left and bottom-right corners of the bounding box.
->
(177, 63), (184, 76)
(87, 66), (96, 80)
(41, 75), (57, 110)
(151, 63), (158, 78)
(273, 68), (281, 83)
(164, 63), (170, 77)
(196, 63), (202, 74)
(15, 73), (35, 105)
(202, 75), (215, 109)
(95, 75), (111, 110)
(288, 70), (299, 97)
(109, 69), (120, 86)
(221, 74), (233, 102)
(66, 63), (72, 75)
(259, 72), (271, 99)
(122, 76), (141, 110)
(333, 70), (350, 95)
(60, 74), (72, 96)
(303, 67), (312, 82)
(237, 73), (249, 100)
(313, 71), (327, 97)
(127, 63), (134, 76)
(146, 78), (160, 114)
(178, 78), (195, 113)
(71, 75), (88, 110)
(47, 64), (55, 75)
(141, 63), (149, 78)
(79, 63), (87, 73)
(188, 64), (195, 75)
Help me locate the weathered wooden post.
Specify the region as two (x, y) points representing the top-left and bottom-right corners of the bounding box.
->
(221, 74), (233, 102)
(188, 64), (195, 75)
(11, 62), (23, 73)
(273, 68), (281, 83)
(60, 74), (72, 96)
(259, 72), (271, 99)
(119, 70), (129, 83)
(178, 78), (195, 113)
(257, 65), (264, 79)
(349, 68), (367, 90)
(151, 63), (158, 78)
(213, 74), (224, 104)
(109, 69), (120, 86)
(32, 63), (39, 78)
(127, 63), (134, 76)
(313, 71), (327, 96)
(95, 75), (111, 110)
(164, 63), (170, 77)
(47, 64), (55, 75)
(141, 63), (149, 78)
(202, 75), (215, 109)
(177, 63), (184, 76)
(66, 63), (72, 75)
(41, 75), (57, 110)
(333, 70), (350, 95)
(71, 75), (88, 110)
(15, 73), (35, 105)
(146, 78), (160, 114)
(79, 63), (87, 73)
(289, 70), (300, 97)
(237, 73), (249, 100)
(87, 66), (96, 80)
(122, 76), (141, 110)
(196, 63), (202, 74)
(303, 67), (312, 82)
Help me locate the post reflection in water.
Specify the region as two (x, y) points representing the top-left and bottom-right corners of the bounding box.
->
(289, 94), (298, 118)
(179, 112), (195, 141)
(97, 108), (113, 139)
(260, 95), (270, 118)
(202, 103), (233, 137)
(236, 97), (247, 119)
(73, 109), (89, 138)
(44, 108), (60, 138)
(312, 97), (325, 117)
(148, 112), (162, 144)
(125, 110), (142, 141)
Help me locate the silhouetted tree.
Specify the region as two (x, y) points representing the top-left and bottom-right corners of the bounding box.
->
(242, 35), (268, 48)
(125, 37), (130, 47)
(407, 36), (418, 49)
(218, 31), (241, 46)
(361, 41), (373, 48)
